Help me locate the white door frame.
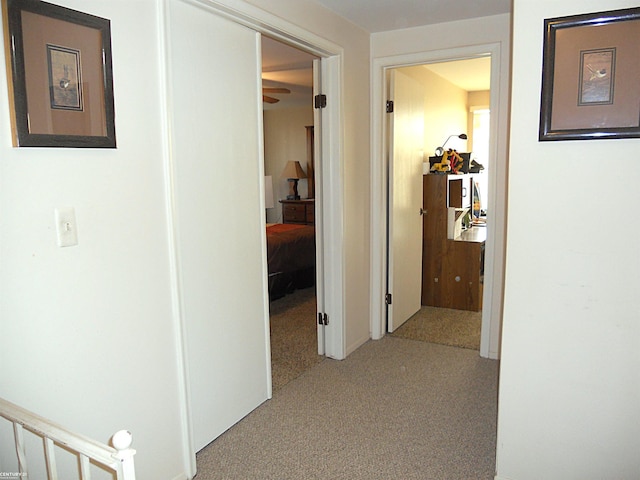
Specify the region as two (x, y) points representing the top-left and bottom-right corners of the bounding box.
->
(161, 0), (346, 476)
(370, 43), (506, 359)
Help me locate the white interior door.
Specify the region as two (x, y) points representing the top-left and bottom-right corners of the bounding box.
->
(166, 0), (270, 452)
(387, 68), (425, 332)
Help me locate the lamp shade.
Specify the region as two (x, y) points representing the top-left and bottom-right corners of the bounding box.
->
(281, 161), (307, 179)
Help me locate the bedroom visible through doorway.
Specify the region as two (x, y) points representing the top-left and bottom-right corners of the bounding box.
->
(262, 36), (323, 390)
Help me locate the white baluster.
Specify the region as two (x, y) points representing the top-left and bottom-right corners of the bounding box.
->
(44, 437), (58, 479)
(80, 453), (91, 480)
(13, 423), (29, 479)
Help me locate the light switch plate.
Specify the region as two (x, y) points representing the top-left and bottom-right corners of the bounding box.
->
(55, 207), (78, 247)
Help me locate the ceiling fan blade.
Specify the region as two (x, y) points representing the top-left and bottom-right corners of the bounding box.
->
(263, 95), (279, 104)
(262, 87), (291, 94)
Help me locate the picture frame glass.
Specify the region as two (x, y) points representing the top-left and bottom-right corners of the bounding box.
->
(21, 10), (106, 137)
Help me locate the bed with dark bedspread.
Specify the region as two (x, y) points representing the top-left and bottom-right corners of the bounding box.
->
(266, 223), (316, 299)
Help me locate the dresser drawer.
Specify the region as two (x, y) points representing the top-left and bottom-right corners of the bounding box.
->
(283, 204), (306, 222)
(280, 200), (315, 225)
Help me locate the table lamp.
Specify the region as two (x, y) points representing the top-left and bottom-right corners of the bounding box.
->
(435, 133), (467, 156)
(281, 161), (307, 200)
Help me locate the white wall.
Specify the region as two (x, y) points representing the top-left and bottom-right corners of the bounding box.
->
(496, 0), (640, 478)
(263, 106), (314, 223)
(0, 1), (186, 478)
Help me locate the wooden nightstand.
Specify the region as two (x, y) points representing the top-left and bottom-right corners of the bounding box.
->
(280, 199), (315, 225)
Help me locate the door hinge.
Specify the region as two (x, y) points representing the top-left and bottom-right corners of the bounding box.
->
(318, 312), (329, 325)
(386, 100), (394, 113)
(314, 94), (327, 109)
(385, 293), (392, 305)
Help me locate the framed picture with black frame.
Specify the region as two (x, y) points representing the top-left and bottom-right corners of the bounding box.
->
(3, 0), (116, 148)
(539, 7), (640, 141)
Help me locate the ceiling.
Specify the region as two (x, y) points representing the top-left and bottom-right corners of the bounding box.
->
(262, 0), (505, 109)
(312, 0), (511, 33)
(423, 57), (491, 92)
(261, 36), (317, 110)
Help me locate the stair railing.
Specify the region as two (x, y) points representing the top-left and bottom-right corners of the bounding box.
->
(0, 397), (136, 480)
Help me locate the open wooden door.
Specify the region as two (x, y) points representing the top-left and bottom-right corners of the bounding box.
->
(387, 68), (425, 332)
(166, 0), (270, 453)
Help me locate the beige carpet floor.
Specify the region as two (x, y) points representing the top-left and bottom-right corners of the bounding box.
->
(269, 287), (323, 391)
(196, 336), (499, 479)
(270, 291), (481, 393)
(391, 305), (482, 350)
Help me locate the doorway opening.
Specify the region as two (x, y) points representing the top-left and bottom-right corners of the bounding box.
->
(261, 36), (323, 390)
(374, 45), (504, 358)
(387, 57), (491, 351)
